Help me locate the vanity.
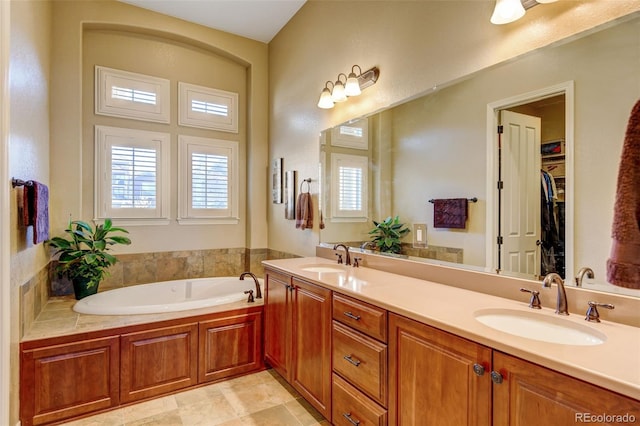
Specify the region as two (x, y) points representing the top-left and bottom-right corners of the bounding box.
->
(262, 256), (640, 426)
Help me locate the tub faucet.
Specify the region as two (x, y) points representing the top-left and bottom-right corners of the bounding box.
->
(333, 244), (351, 266)
(575, 267), (594, 287)
(239, 272), (262, 299)
(542, 273), (569, 315)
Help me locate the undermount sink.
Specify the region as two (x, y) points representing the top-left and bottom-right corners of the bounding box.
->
(474, 308), (606, 346)
(299, 264), (347, 273)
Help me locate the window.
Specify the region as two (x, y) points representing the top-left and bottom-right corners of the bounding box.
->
(178, 135), (239, 224)
(331, 153), (368, 221)
(330, 117), (369, 149)
(95, 125), (170, 224)
(179, 82), (239, 133)
(95, 66), (170, 123)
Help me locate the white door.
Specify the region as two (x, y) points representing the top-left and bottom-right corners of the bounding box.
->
(500, 110), (541, 278)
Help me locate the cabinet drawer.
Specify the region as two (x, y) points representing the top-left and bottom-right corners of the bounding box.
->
(333, 321), (387, 406)
(333, 373), (387, 426)
(333, 293), (387, 342)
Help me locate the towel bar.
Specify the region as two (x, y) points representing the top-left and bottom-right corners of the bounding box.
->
(11, 178), (34, 188)
(429, 197), (477, 203)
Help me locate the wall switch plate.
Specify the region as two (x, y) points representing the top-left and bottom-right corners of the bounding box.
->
(413, 223), (427, 248)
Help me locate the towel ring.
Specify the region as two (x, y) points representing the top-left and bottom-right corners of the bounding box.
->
(300, 178), (311, 193)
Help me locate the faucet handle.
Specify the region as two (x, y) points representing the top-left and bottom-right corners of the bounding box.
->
(353, 257), (362, 268)
(585, 301), (614, 322)
(335, 253), (343, 264)
(244, 290), (254, 303)
(520, 288), (541, 309)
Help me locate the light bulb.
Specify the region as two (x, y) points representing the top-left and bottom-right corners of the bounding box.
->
(331, 80), (347, 102)
(490, 0), (525, 25)
(317, 88), (334, 109)
(345, 72), (361, 97)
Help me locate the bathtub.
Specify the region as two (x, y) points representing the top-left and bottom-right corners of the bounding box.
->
(73, 276), (263, 315)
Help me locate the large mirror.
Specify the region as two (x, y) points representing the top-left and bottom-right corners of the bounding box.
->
(319, 14), (640, 297)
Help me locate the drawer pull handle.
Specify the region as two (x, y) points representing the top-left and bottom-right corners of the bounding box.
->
(343, 412), (361, 426)
(343, 354), (361, 367)
(344, 311), (361, 321)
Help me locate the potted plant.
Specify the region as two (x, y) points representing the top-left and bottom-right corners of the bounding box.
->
(368, 215), (411, 254)
(47, 219), (131, 299)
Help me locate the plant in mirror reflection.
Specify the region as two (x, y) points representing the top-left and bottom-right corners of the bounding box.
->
(368, 215), (411, 254)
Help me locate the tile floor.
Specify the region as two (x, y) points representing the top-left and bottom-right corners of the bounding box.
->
(60, 369), (329, 426)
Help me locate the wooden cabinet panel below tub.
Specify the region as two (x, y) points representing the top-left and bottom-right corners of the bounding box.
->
(120, 323), (199, 403)
(199, 310), (264, 383)
(20, 336), (120, 426)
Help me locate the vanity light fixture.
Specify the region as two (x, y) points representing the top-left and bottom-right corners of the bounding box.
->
(331, 73), (348, 102)
(317, 65), (380, 109)
(345, 65), (362, 96)
(491, 0), (557, 25)
(317, 81), (335, 109)
(490, 0), (525, 24)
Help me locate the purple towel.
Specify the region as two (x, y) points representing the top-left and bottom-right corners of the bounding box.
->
(433, 198), (468, 229)
(23, 181), (50, 244)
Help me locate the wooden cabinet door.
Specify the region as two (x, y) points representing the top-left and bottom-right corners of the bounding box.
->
(291, 277), (332, 421)
(389, 313), (491, 426)
(264, 269), (292, 380)
(199, 309), (264, 383)
(493, 351), (640, 426)
(20, 336), (119, 426)
(120, 323), (198, 403)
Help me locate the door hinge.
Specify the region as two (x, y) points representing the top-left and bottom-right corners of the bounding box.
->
(497, 181), (503, 190)
(497, 236), (503, 245)
(497, 125), (504, 134)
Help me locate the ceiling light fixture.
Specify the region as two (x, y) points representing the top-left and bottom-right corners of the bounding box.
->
(317, 65), (380, 109)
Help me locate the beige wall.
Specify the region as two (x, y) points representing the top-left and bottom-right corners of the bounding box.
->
(50, 0), (269, 254)
(268, 0), (640, 258)
(81, 29), (248, 252)
(8, 1), (52, 423)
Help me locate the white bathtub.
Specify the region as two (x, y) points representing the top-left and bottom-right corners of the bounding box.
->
(73, 276), (263, 315)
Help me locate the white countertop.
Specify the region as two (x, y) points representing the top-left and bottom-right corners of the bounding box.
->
(263, 257), (640, 400)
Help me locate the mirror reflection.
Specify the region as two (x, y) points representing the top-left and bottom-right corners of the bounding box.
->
(319, 15), (640, 297)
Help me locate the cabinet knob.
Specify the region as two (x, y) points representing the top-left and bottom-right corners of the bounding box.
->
(343, 311), (361, 321)
(343, 354), (361, 367)
(342, 412), (361, 426)
(491, 370), (504, 384)
(472, 363), (485, 376)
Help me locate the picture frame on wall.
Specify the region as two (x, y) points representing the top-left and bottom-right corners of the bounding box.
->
(284, 170), (296, 220)
(272, 158), (283, 204)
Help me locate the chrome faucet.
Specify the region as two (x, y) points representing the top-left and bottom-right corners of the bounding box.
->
(333, 243), (351, 266)
(542, 273), (569, 315)
(239, 272), (262, 299)
(575, 267), (594, 287)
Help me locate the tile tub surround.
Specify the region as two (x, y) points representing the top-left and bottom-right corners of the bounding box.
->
(265, 256), (640, 400)
(58, 369), (328, 426)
